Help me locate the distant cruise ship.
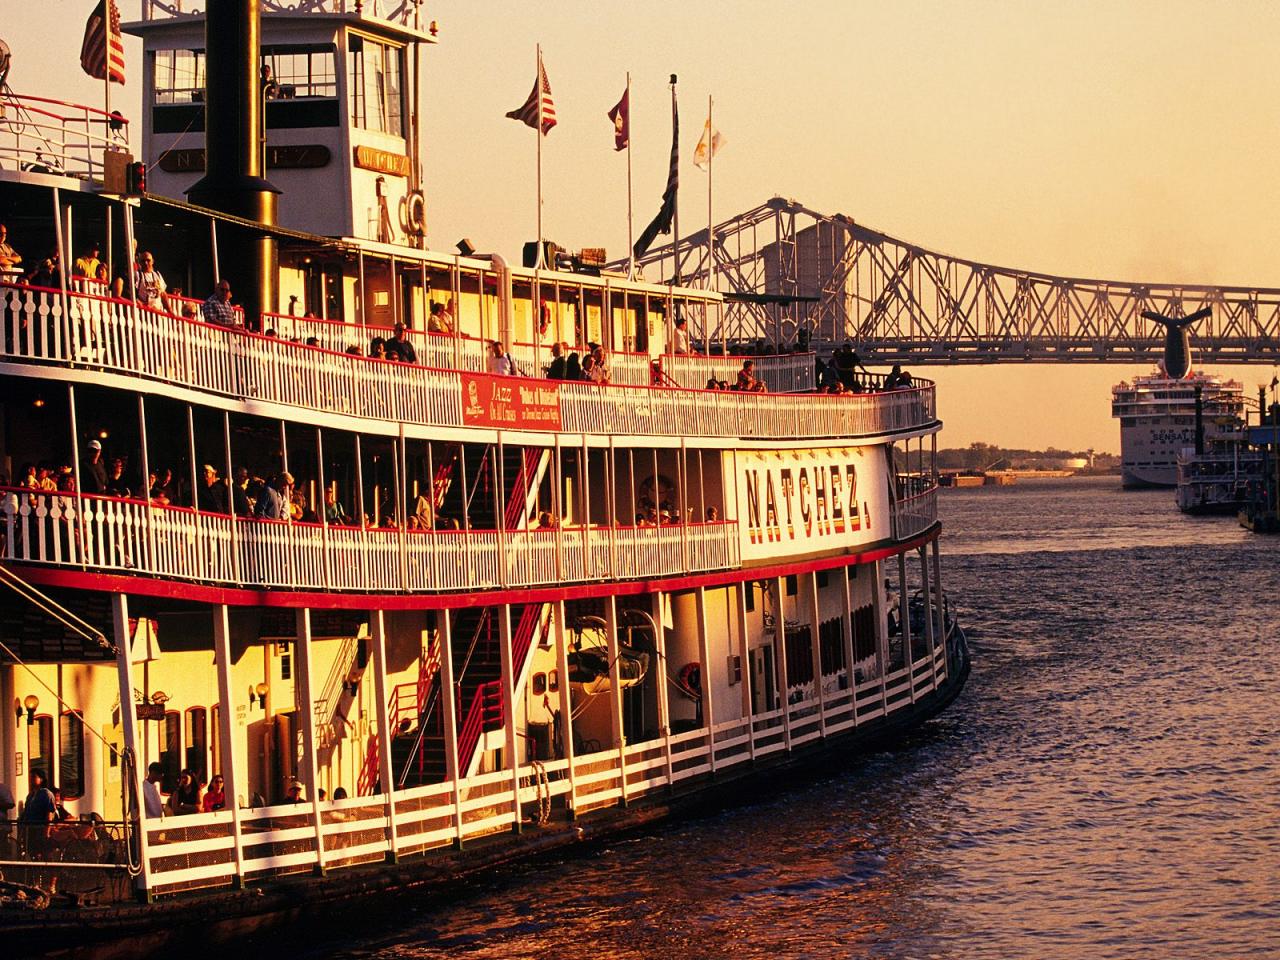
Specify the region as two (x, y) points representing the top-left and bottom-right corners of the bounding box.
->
(1112, 369), (1246, 487)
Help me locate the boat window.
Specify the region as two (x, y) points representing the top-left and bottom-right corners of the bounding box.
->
(211, 704), (222, 783)
(262, 44), (337, 99)
(28, 715), (53, 784)
(160, 711), (181, 793)
(185, 707), (209, 784)
(154, 49), (206, 104)
(532, 673), (547, 696)
(547, 669), (559, 693)
(59, 711), (86, 799)
(348, 35), (404, 137)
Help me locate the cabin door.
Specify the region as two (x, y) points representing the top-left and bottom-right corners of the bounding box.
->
(100, 722), (123, 821)
(751, 645), (777, 715)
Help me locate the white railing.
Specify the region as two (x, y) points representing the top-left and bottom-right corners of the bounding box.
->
(0, 94), (130, 183)
(660, 351), (816, 393)
(141, 0), (426, 29)
(0, 490), (746, 594)
(0, 283), (937, 443)
(136, 643), (954, 894)
(893, 487), (939, 542)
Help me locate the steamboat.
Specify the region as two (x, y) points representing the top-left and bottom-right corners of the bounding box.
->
(0, 2), (966, 952)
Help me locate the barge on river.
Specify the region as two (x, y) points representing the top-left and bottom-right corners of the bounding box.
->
(0, 1), (966, 950)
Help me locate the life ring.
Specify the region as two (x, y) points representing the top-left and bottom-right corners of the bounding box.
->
(539, 299), (551, 336)
(401, 190), (426, 237)
(676, 661), (701, 700)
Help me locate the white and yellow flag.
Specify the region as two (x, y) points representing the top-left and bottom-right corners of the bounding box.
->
(693, 119), (724, 171)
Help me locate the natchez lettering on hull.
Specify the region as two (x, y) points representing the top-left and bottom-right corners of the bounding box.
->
(735, 447), (889, 560)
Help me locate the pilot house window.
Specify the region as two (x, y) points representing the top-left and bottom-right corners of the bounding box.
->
(348, 35), (404, 136)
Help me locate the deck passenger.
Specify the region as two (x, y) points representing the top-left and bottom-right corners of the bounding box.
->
(369, 336), (387, 359)
(168, 770), (202, 816)
(254, 472), (294, 521)
(673, 317), (692, 354)
(23, 251), (60, 288)
(324, 488), (351, 525)
(564, 352), (582, 381)
(201, 775), (226, 812)
(202, 281), (237, 326)
(547, 341), (567, 379)
(142, 763), (165, 819)
(589, 345), (611, 384)
(488, 340), (517, 376)
(80, 440), (108, 495)
(386, 323), (418, 363)
(736, 359), (767, 393)
(427, 299), (454, 333)
(72, 242), (102, 283)
(0, 223), (22, 273)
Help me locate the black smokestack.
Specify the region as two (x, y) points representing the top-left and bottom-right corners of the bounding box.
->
(187, 0), (279, 327)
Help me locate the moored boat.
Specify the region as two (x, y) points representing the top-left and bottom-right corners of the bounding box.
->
(0, 2), (967, 952)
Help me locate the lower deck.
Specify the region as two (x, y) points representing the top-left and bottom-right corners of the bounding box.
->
(1, 543), (955, 906)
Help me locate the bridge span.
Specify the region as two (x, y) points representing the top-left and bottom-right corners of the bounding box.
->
(631, 197), (1280, 365)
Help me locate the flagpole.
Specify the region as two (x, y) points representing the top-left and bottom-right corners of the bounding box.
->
(626, 72), (634, 281)
(706, 95), (714, 295)
(536, 44), (544, 270)
(671, 75), (680, 287)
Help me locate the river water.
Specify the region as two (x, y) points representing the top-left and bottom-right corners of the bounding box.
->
(310, 477), (1280, 960)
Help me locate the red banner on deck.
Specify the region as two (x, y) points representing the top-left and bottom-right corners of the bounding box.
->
(461, 373), (562, 430)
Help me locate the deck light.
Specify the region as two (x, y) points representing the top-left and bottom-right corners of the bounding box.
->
(32, 396), (45, 408)
(342, 669), (360, 697)
(251, 682), (269, 709)
(23, 694), (39, 724)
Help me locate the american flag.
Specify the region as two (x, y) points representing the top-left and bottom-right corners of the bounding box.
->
(506, 57), (556, 135)
(81, 0), (126, 86)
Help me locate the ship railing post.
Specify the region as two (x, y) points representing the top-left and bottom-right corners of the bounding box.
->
(931, 538), (948, 681)
(371, 609), (400, 860)
(213, 603), (247, 886)
(498, 602), (521, 833)
(605, 594), (629, 804)
(898, 551), (915, 704)
(808, 572), (827, 738)
(694, 586), (717, 773)
(872, 560), (890, 715)
(111, 593), (154, 901)
(918, 545), (937, 693)
(553, 600), (579, 816)
(774, 577), (792, 751)
(841, 563), (856, 727)
(438, 609), (466, 846)
(735, 581), (755, 762)
(649, 590), (674, 790)
(294, 608), (327, 874)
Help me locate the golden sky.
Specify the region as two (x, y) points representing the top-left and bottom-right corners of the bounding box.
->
(15, 1), (1280, 450)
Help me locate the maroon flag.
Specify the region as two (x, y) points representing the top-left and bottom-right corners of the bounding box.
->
(80, 0), (126, 85)
(506, 57), (557, 135)
(607, 88), (629, 151)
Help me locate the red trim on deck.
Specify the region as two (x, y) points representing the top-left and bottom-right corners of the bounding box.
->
(5, 526), (939, 610)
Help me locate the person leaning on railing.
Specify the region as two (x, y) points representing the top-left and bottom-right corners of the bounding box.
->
(134, 252), (167, 310)
(202, 280), (238, 326)
(0, 222), (23, 274)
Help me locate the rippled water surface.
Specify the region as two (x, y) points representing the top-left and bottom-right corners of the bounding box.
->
(306, 478), (1280, 960)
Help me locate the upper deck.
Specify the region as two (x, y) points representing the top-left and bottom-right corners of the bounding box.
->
(0, 281), (937, 445)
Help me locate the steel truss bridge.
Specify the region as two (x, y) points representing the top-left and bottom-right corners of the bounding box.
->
(630, 197), (1280, 364)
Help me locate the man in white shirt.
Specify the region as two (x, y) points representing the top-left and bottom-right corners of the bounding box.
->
(134, 252), (167, 310)
(487, 340), (516, 376)
(142, 762), (165, 818)
(673, 317), (692, 354)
